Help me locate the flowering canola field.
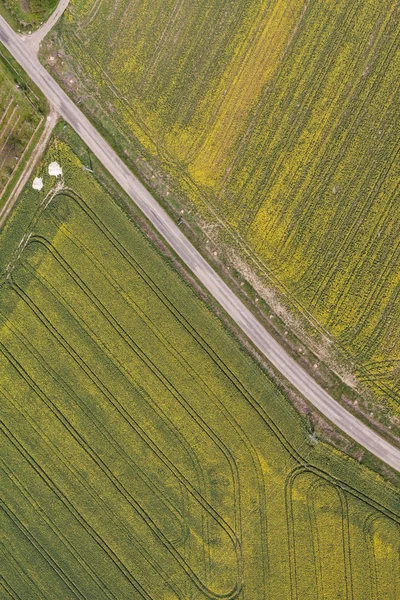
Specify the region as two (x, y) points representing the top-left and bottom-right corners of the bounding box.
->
(0, 136), (399, 599)
(56, 0), (400, 404)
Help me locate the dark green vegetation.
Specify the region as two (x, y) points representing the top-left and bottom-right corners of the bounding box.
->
(0, 45), (44, 208)
(1, 131), (399, 598)
(46, 0), (400, 407)
(0, 0), (57, 29)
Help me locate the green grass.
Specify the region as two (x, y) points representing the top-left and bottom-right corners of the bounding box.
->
(46, 0), (400, 407)
(0, 131), (399, 599)
(0, 0), (58, 29)
(0, 46), (44, 208)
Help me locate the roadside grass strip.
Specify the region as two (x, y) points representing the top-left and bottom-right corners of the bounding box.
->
(0, 0), (59, 30)
(0, 139), (399, 598)
(0, 55), (42, 204)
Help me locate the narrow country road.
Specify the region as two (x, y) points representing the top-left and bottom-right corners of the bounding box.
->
(0, 14), (399, 472)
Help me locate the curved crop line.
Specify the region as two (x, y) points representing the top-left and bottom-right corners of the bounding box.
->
(23, 235), (242, 517)
(285, 464), (400, 600)
(0, 418), (155, 600)
(306, 477), (353, 600)
(285, 467), (319, 600)
(18, 241), (242, 599)
(306, 482), (323, 600)
(2, 284), (242, 600)
(18, 187), (400, 521)
(44, 208), (271, 595)
(46, 188), (400, 518)
(363, 513), (383, 600)
(1, 324), (236, 600)
(286, 468), (354, 600)
(289, 463), (400, 527)
(18, 237), (241, 584)
(20, 236), (223, 587)
(11, 242), (214, 573)
(363, 512), (400, 600)
(0, 314), (189, 551)
(3, 274), (235, 549)
(27, 233), (241, 523)
(50, 189), (306, 466)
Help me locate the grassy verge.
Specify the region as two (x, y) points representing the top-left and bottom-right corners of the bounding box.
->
(40, 30), (400, 449)
(0, 0), (58, 30)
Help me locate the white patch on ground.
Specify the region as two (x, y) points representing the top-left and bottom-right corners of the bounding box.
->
(32, 177), (43, 190)
(48, 161), (62, 176)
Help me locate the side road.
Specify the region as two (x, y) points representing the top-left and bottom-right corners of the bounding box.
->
(19, 0), (70, 53)
(0, 14), (399, 471)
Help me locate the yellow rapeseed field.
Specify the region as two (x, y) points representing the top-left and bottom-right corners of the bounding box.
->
(0, 134), (399, 598)
(54, 0), (400, 404)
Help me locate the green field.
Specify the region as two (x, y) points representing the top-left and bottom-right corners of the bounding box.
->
(0, 49), (43, 206)
(0, 0), (58, 29)
(49, 0), (400, 405)
(1, 132), (399, 598)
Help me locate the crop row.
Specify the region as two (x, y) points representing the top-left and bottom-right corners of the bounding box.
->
(3, 282), (238, 599)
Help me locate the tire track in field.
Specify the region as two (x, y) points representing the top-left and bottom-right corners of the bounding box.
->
(0, 315), (190, 550)
(3, 277), (243, 600)
(1, 454), (121, 600)
(0, 540), (43, 600)
(0, 498), (86, 600)
(18, 237), (242, 599)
